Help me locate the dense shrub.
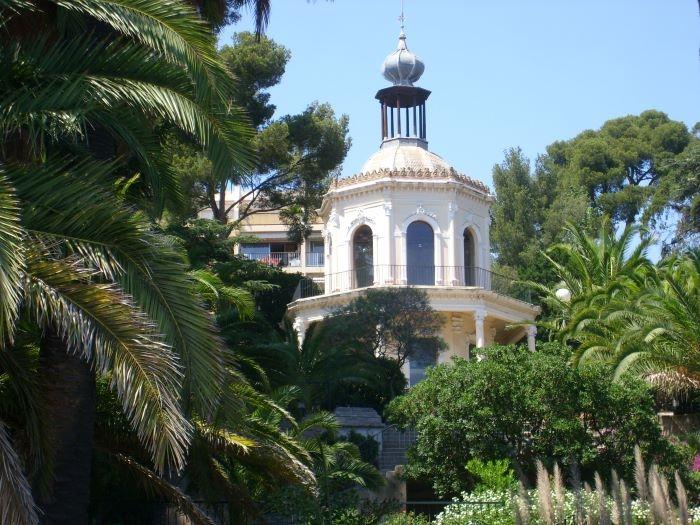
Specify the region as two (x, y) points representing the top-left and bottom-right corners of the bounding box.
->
(386, 343), (685, 496)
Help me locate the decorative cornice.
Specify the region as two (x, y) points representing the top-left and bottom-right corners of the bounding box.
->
(287, 285), (541, 318)
(331, 167), (491, 195)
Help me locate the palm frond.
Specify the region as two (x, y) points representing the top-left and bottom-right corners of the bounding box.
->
(0, 419), (39, 525)
(194, 418), (255, 454)
(106, 452), (216, 525)
(191, 269), (255, 319)
(53, 0), (232, 103)
(23, 249), (190, 473)
(8, 158), (226, 420)
(0, 174), (24, 343)
(0, 339), (48, 485)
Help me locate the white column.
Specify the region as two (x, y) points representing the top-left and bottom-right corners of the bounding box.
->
(526, 325), (537, 352)
(384, 201), (394, 283)
(372, 234), (380, 284)
(448, 202), (458, 285)
(324, 231), (332, 293)
(474, 310), (486, 348)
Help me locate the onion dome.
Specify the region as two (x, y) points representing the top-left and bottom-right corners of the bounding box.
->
(381, 30), (425, 86)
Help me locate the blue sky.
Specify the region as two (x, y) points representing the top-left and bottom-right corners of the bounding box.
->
(220, 0), (699, 190)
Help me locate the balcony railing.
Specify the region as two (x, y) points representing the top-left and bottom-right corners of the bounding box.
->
(292, 265), (532, 303)
(305, 252), (325, 267)
(242, 251), (302, 267)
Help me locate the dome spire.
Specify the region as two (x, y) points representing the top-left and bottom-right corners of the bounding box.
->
(381, 1), (424, 87)
(375, 1), (431, 147)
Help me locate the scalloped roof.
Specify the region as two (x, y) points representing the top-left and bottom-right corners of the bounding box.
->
(331, 166), (490, 196)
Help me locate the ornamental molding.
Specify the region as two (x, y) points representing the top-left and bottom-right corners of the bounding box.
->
(330, 167), (491, 195)
(348, 210), (375, 231)
(415, 203), (437, 220)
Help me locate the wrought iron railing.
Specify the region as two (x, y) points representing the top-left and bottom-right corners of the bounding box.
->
(242, 251), (302, 267)
(292, 265), (532, 303)
(305, 252), (324, 267)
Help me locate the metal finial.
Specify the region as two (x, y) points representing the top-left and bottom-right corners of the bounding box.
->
(398, 0), (405, 30)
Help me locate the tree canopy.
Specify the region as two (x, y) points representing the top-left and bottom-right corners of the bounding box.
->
(491, 111), (699, 281)
(386, 344), (683, 497)
(171, 32), (351, 237)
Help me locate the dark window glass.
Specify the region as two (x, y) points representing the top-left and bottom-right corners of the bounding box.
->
(406, 221), (434, 285)
(408, 345), (437, 386)
(463, 229), (476, 285)
(353, 225), (373, 288)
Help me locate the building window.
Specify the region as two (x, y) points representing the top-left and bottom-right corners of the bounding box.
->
(463, 228), (476, 285)
(352, 225), (373, 288)
(306, 240), (325, 266)
(408, 346), (437, 386)
(406, 221), (434, 285)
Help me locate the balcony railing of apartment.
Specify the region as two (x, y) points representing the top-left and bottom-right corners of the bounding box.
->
(305, 252), (325, 267)
(242, 251), (302, 267)
(293, 265), (533, 303)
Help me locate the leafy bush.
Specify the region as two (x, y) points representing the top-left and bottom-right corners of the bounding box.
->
(379, 512), (430, 525)
(386, 343), (684, 496)
(437, 451), (700, 524)
(466, 459), (518, 493)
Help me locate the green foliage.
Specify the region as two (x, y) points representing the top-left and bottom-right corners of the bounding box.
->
(328, 288), (446, 367)
(385, 344), (681, 497)
(379, 513), (430, 525)
(466, 459), (518, 493)
(219, 32), (290, 128)
(262, 438), (386, 525)
(249, 101), (350, 242)
(531, 218), (700, 397)
(491, 112), (698, 282)
(171, 32), (350, 233)
(344, 431), (380, 467)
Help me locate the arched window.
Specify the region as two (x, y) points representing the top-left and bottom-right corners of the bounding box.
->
(463, 228), (476, 286)
(406, 221), (434, 285)
(352, 225), (373, 288)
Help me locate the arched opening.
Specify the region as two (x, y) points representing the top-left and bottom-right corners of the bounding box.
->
(463, 228), (476, 285)
(406, 221), (434, 285)
(352, 225), (373, 288)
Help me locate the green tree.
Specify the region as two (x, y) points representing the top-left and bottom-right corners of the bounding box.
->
(385, 344), (679, 497)
(327, 288), (445, 367)
(220, 32), (290, 128)
(550, 110), (691, 226)
(576, 250), (700, 397)
(0, 0), (252, 521)
(528, 219), (653, 342)
(171, 33), (351, 237)
(491, 111), (696, 280)
(647, 126), (700, 251)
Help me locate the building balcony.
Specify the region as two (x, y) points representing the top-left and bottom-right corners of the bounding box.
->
(242, 251), (303, 267)
(293, 265), (533, 304)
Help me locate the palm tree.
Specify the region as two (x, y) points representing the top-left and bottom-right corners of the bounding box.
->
(246, 320), (381, 413)
(530, 219), (700, 396)
(0, 0), (252, 522)
(597, 251), (700, 395)
(526, 218), (653, 345)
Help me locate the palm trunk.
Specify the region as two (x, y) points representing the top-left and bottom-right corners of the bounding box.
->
(36, 329), (96, 525)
